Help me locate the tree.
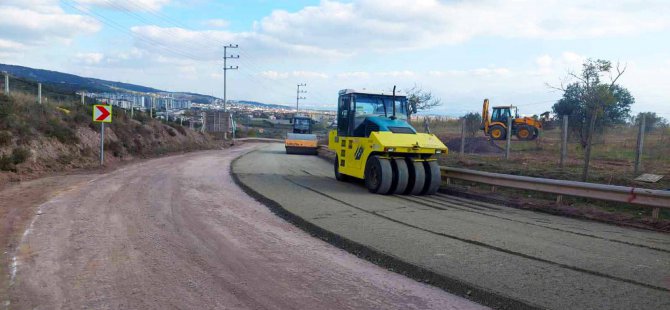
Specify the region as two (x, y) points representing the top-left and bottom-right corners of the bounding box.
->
(406, 85), (442, 113)
(633, 112), (668, 133)
(549, 59), (631, 181)
(463, 112), (482, 137)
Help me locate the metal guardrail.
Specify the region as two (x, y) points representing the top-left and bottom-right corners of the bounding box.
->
(442, 167), (669, 218)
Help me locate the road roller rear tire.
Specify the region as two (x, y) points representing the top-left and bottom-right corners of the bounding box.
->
(422, 160), (441, 195)
(365, 156), (393, 194)
(391, 158), (409, 195)
(404, 159), (426, 195)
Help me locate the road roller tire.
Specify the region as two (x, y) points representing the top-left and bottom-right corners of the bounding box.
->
(391, 158), (409, 195)
(422, 160), (441, 195)
(404, 159), (426, 195)
(365, 156), (393, 194)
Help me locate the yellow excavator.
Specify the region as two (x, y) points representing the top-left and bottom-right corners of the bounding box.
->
(481, 99), (543, 141)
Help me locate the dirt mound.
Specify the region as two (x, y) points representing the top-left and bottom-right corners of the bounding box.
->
(444, 137), (503, 154)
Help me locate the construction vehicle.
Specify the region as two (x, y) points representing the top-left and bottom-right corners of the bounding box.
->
(481, 99), (543, 141)
(285, 115), (318, 155)
(328, 88), (448, 195)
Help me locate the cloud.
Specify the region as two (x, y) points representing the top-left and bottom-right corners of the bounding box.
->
(203, 19), (230, 28)
(75, 52), (105, 65)
(259, 71), (329, 80)
(75, 0), (170, 11)
(0, 1), (100, 54)
(254, 0), (670, 54)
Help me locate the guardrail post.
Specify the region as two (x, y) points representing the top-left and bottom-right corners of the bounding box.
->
(635, 114), (645, 175)
(460, 118), (466, 158)
(560, 116), (568, 169)
(505, 117), (512, 160)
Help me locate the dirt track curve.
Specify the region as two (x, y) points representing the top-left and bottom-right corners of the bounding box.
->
(7, 144), (486, 310)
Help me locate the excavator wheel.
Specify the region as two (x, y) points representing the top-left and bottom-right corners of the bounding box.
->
(334, 155), (349, 182)
(516, 125), (533, 141)
(489, 125), (506, 140)
(403, 158), (426, 195)
(422, 160), (441, 195)
(391, 158), (409, 194)
(365, 155), (393, 194)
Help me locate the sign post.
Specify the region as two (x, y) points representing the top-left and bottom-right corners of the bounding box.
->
(93, 104), (112, 166)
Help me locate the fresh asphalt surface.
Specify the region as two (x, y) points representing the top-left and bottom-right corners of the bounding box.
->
(233, 143), (670, 310)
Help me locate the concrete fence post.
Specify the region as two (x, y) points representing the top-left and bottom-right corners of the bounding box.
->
(4, 73), (9, 95)
(505, 117), (512, 160)
(635, 114), (646, 175)
(560, 116), (568, 169)
(460, 118), (466, 158)
(38, 83), (42, 104)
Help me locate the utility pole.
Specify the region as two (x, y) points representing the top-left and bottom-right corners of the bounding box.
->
(296, 83), (307, 113)
(223, 44), (239, 112)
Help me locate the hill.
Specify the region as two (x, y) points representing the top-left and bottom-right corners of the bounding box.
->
(0, 63), (292, 109)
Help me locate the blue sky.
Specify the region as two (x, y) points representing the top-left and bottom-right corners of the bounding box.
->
(1, 0), (669, 117)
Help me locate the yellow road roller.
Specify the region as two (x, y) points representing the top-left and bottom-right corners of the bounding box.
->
(328, 88), (448, 195)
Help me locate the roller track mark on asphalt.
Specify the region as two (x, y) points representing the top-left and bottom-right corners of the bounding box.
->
(397, 193), (670, 254)
(282, 176), (670, 293)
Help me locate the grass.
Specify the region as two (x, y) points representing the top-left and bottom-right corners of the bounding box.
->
(416, 118), (670, 220)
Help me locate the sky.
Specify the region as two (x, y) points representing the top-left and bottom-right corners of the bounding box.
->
(1, 0), (669, 117)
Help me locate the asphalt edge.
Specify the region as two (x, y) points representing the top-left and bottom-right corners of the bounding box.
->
(229, 151), (542, 310)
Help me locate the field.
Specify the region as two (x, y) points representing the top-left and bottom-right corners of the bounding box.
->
(412, 118), (670, 220)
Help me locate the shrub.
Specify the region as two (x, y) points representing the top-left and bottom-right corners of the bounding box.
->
(11, 147), (30, 164)
(0, 130), (12, 146)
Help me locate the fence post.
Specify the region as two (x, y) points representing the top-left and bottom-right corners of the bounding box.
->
(560, 116), (568, 169)
(635, 114), (646, 175)
(81, 92), (85, 105)
(460, 118), (466, 158)
(38, 83), (42, 104)
(505, 117), (512, 160)
(4, 73), (8, 95)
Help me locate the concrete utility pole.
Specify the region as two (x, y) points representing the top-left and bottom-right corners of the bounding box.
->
(296, 83), (306, 113)
(38, 83), (42, 104)
(635, 114), (646, 175)
(223, 44), (239, 112)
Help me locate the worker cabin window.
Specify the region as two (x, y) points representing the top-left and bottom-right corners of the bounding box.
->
(353, 95), (407, 129)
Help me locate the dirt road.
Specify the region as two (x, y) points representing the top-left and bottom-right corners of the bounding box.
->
(7, 144), (485, 310)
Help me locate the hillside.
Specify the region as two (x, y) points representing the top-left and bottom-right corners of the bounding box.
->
(0, 63), (292, 109)
(0, 92), (219, 185)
